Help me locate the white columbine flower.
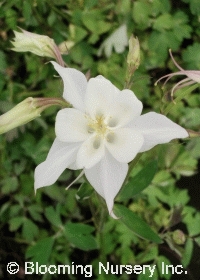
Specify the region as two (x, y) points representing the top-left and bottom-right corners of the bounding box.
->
(34, 62), (188, 216)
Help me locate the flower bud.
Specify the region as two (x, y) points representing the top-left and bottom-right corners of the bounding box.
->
(186, 129), (200, 138)
(11, 28), (65, 66)
(0, 97), (68, 135)
(127, 35), (140, 70)
(172, 230), (186, 245)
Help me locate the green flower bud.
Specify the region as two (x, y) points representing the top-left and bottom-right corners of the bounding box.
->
(11, 28), (65, 66)
(127, 35), (140, 70)
(172, 230), (186, 245)
(0, 97), (68, 135)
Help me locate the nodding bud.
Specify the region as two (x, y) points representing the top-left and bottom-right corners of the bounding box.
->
(127, 35), (140, 71)
(11, 28), (65, 66)
(0, 97), (68, 135)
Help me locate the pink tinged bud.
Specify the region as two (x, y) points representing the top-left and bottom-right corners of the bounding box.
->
(0, 97), (68, 134)
(11, 28), (65, 66)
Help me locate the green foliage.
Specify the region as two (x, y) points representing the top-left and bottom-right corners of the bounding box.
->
(182, 0), (200, 15)
(64, 222), (98, 251)
(1, 0), (200, 279)
(117, 160), (158, 201)
(26, 237), (55, 266)
(114, 204), (162, 243)
(182, 43), (200, 69)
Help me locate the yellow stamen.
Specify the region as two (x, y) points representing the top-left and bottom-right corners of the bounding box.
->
(87, 115), (108, 135)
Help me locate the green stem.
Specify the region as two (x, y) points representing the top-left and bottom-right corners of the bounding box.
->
(88, 189), (107, 263)
(124, 68), (135, 89)
(96, 195), (107, 264)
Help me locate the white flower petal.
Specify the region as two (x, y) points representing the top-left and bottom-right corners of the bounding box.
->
(55, 108), (89, 142)
(85, 76), (120, 118)
(105, 128), (144, 162)
(97, 24), (128, 58)
(76, 135), (105, 169)
(107, 89), (143, 128)
(34, 138), (80, 190)
(132, 112), (189, 152)
(51, 61), (87, 110)
(85, 152), (128, 214)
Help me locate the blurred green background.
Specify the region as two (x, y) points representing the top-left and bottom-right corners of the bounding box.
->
(0, 0), (200, 279)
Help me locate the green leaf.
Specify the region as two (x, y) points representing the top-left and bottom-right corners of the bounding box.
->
(2, 177), (18, 194)
(194, 236), (200, 247)
(115, 0), (131, 15)
(153, 14), (173, 31)
(82, 11), (111, 35)
(22, 0), (32, 23)
(0, 51), (7, 71)
(22, 218), (39, 242)
(5, 8), (17, 29)
(47, 11), (57, 26)
(132, 1), (151, 29)
(14, 159), (27, 175)
(64, 222), (98, 251)
(172, 11), (192, 42)
(114, 204), (162, 244)
(137, 246), (158, 263)
(69, 24), (88, 43)
(117, 160), (157, 201)
(187, 138), (200, 159)
(45, 206), (62, 227)
(182, 43), (200, 69)
(9, 216), (23, 232)
(148, 32), (170, 67)
(76, 183), (93, 201)
(26, 237), (54, 265)
(182, 0), (200, 15)
(28, 205), (43, 222)
(151, 0), (171, 15)
(181, 238), (193, 267)
(183, 212), (200, 236)
(182, 108), (200, 128)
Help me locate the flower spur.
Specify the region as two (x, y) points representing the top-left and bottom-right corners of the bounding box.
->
(155, 49), (200, 99)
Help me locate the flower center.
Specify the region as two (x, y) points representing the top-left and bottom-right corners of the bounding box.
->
(87, 115), (108, 135)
